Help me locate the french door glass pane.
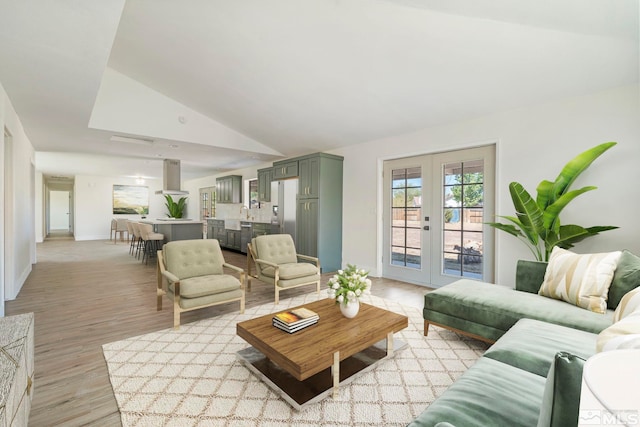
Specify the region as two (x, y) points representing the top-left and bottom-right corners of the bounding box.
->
(442, 160), (484, 278)
(390, 167), (422, 269)
(391, 246), (405, 266)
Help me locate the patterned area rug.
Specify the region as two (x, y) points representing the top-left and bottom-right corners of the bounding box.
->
(102, 292), (488, 426)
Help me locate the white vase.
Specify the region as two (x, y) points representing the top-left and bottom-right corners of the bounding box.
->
(340, 300), (360, 318)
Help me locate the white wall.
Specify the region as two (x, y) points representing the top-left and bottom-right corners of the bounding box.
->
(331, 84), (640, 286)
(35, 172), (43, 243)
(0, 82), (36, 306)
(73, 175), (164, 240)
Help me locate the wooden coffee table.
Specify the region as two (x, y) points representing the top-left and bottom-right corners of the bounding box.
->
(236, 298), (408, 409)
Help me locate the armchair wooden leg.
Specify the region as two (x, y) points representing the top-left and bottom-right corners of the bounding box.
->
(316, 280), (320, 294)
(275, 286), (279, 305)
(424, 320), (430, 336)
(173, 282), (182, 329)
(156, 257), (164, 310)
(174, 301), (181, 329)
(240, 291), (245, 314)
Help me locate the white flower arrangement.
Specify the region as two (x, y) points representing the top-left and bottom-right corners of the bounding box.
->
(327, 264), (372, 305)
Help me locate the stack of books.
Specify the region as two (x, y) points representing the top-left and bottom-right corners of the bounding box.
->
(272, 307), (319, 333)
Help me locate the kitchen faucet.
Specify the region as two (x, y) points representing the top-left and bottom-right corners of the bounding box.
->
(240, 205), (250, 220)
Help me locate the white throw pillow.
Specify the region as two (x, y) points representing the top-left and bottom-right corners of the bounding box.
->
(596, 312), (640, 352)
(539, 247), (621, 314)
(614, 287), (640, 322)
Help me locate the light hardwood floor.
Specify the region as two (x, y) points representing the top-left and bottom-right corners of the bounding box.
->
(6, 239), (430, 426)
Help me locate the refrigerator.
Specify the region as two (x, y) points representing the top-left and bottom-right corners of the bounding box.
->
(276, 179), (298, 243)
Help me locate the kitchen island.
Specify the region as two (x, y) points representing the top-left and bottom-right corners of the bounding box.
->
(140, 219), (205, 243)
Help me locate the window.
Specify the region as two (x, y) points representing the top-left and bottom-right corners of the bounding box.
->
(442, 160), (484, 278)
(249, 179), (259, 209)
(391, 167), (422, 269)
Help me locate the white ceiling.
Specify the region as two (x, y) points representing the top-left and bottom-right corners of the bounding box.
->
(0, 0), (638, 181)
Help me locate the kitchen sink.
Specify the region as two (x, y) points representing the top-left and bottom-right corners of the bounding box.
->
(224, 219), (241, 230)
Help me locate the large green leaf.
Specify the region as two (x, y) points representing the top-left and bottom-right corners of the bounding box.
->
(485, 221), (524, 238)
(545, 224), (620, 259)
(542, 186), (596, 230)
(536, 179), (555, 211)
(509, 182), (543, 246)
(550, 142), (616, 201)
(487, 216), (543, 260)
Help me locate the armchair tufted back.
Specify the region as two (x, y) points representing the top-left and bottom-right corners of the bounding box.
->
(163, 239), (224, 280)
(254, 234), (298, 265)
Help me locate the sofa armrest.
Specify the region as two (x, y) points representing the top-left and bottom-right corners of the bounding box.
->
(516, 260), (548, 294)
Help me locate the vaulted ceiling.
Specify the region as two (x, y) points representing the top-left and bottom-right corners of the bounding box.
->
(0, 0), (638, 181)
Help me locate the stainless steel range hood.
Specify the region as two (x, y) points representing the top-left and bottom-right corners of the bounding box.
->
(155, 159), (189, 196)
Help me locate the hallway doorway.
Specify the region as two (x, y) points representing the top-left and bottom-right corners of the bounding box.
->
(45, 175), (75, 240)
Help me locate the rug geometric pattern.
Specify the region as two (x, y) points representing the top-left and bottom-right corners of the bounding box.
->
(102, 291), (488, 426)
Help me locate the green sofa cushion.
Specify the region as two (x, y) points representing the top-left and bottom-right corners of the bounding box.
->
(262, 262), (319, 280)
(484, 318), (596, 377)
(608, 250), (640, 309)
(537, 352), (585, 427)
(167, 288), (243, 309)
(424, 280), (613, 341)
(516, 260), (548, 294)
(408, 357), (546, 427)
(170, 274), (241, 299)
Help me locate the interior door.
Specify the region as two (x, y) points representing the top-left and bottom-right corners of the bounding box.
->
(382, 145), (495, 287)
(382, 157), (429, 284)
(49, 190), (70, 231)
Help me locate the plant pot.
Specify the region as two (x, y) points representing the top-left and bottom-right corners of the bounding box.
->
(340, 300), (360, 318)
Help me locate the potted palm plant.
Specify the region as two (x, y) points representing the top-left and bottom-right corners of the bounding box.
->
(164, 195), (187, 219)
(487, 142), (618, 262)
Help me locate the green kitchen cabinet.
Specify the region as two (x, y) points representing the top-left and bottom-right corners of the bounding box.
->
(257, 167), (273, 202)
(296, 198), (319, 258)
(298, 155), (320, 199)
(226, 230), (241, 251)
(216, 175), (242, 204)
(294, 153), (343, 273)
(272, 160), (298, 180)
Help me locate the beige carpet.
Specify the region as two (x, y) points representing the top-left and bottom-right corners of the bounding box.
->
(102, 292), (488, 426)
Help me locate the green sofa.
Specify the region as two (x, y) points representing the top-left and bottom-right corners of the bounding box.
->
(423, 260), (619, 343)
(409, 318), (595, 427)
(412, 250), (640, 427)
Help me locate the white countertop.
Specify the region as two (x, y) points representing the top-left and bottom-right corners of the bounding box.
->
(140, 219), (205, 225)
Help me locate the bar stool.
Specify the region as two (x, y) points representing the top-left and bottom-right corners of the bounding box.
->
(114, 218), (129, 244)
(139, 223), (165, 265)
(126, 221), (137, 255)
(130, 222), (144, 259)
(110, 219), (117, 241)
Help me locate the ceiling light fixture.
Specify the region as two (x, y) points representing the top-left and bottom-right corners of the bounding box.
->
(110, 135), (155, 145)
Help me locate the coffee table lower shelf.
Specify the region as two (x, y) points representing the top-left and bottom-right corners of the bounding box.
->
(236, 338), (407, 410)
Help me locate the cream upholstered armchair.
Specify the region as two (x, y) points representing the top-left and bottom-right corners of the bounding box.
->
(247, 234), (320, 304)
(157, 239), (245, 328)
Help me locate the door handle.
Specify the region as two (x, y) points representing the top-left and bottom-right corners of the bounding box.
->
(423, 226), (430, 230)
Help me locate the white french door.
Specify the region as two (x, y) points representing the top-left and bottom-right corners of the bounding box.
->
(382, 145), (495, 287)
